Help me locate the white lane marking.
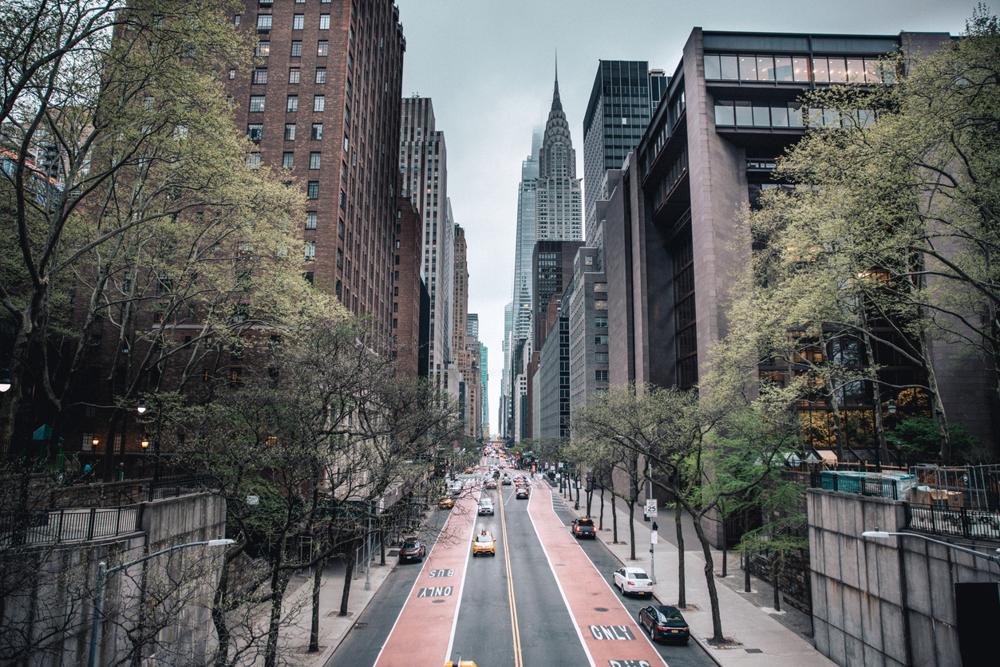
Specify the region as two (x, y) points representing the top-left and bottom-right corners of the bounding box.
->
(544, 486), (670, 665)
(525, 484), (598, 667)
(445, 531), (473, 663)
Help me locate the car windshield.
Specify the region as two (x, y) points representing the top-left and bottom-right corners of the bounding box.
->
(402, 541), (418, 549)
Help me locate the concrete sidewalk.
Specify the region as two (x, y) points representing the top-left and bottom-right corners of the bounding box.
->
(550, 484), (833, 667)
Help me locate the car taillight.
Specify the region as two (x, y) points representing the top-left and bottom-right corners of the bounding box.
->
(626, 580), (635, 585)
(657, 625), (669, 631)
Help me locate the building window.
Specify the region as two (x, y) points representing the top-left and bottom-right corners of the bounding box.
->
(339, 189), (346, 209)
(247, 123), (263, 141)
(703, 54), (721, 80)
(246, 153), (262, 169)
(282, 151), (294, 169)
(313, 95), (325, 112)
(812, 56), (830, 83)
(234, 14), (241, 26)
(714, 101), (735, 126)
(304, 240), (316, 261)
(595, 370), (609, 383)
(286, 95), (298, 112)
(720, 54), (738, 80)
(307, 181), (319, 199)
(252, 68), (268, 84)
(249, 95), (265, 112)
(594, 335), (609, 345)
(311, 123), (323, 140)
(292, 13), (304, 30)
(290, 40), (302, 57)
(738, 55), (757, 81)
(342, 134), (349, 152)
(317, 40), (328, 56)
(309, 151), (321, 169)
(228, 68), (236, 80)
(284, 123), (296, 140)
(256, 14), (272, 31)
(319, 14), (330, 29)
(775, 56), (794, 82)
(595, 316), (608, 328)
(255, 41), (270, 57)
(288, 68), (300, 84)
(304, 271), (314, 284)
(594, 300), (608, 310)
(305, 211), (317, 229)
(315, 67), (327, 84)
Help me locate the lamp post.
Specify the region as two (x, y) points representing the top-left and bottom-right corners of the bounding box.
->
(861, 530), (1000, 566)
(0, 367), (11, 393)
(88, 538), (234, 667)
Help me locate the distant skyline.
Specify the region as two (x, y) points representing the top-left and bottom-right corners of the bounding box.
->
(395, 0), (993, 425)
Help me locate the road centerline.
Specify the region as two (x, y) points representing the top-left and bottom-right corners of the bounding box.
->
(499, 484), (524, 667)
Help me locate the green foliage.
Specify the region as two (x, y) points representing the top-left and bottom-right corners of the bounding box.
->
(886, 416), (983, 463)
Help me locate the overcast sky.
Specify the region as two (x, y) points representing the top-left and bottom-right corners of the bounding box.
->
(395, 0), (994, 435)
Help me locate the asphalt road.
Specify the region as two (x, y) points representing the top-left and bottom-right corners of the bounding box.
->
(327, 469), (715, 667)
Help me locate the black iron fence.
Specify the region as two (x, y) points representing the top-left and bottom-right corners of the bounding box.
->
(1, 504), (142, 547)
(906, 503), (1000, 541)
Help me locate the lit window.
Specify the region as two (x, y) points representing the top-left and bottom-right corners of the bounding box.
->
(255, 41), (270, 57)
(286, 95), (298, 112)
(313, 95), (325, 112)
(284, 123), (296, 140)
(292, 14), (304, 30)
(317, 40), (329, 56)
(305, 211), (317, 229)
(282, 152), (294, 169)
(291, 40), (302, 57)
(228, 68), (236, 80)
(256, 14), (272, 31)
(315, 67), (327, 84)
(309, 152), (321, 169)
(307, 181), (319, 199)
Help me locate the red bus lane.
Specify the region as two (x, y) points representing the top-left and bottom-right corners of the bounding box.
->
(527, 482), (668, 667)
(374, 493), (478, 667)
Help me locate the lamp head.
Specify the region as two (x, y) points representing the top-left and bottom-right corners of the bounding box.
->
(207, 538), (235, 547)
(0, 367), (10, 393)
(137, 398), (147, 415)
(862, 530), (892, 539)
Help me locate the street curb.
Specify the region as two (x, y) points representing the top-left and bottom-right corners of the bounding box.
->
(316, 557), (401, 665)
(556, 495), (725, 667)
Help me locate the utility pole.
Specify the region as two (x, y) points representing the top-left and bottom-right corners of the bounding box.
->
(649, 521), (658, 584)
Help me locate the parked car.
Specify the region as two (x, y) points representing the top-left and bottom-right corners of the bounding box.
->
(515, 486), (529, 499)
(438, 496), (455, 510)
(571, 517), (596, 539)
(614, 566), (653, 597)
(478, 498), (494, 515)
(637, 605), (690, 643)
(471, 530), (496, 556)
(398, 538), (427, 563)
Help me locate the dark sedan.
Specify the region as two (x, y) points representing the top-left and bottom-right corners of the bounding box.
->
(638, 605), (690, 644)
(571, 517), (596, 539)
(398, 538), (427, 563)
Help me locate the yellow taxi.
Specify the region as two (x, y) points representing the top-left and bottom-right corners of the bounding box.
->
(471, 530), (496, 556)
(438, 496), (455, 510)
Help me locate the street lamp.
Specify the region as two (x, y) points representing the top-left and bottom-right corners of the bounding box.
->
(140, 437), (149, 449)
(0, 367), (11, 393)
(861, 530), (1000, 566)
(88, 538), (235, 667)
(136, 398), (147, 415)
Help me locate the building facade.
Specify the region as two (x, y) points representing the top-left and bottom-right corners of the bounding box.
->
(228, 0), (406, 343)
(392, 197), (426, 377)
(582, 60), (668, 245)
(567, 247), (609, 421)
(532, 240), (583, 352)
(537, 306), (570, 441)
(399, 96), (454, 391)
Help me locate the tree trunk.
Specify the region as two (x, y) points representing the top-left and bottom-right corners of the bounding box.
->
(627, 500), (636, 560)
(308, 556), (323, 653)
(690, 509), (725, 642)
(598, 485), (605, 530)
(263, 569), (289, 667)
(212, 560), (231, 667)
(772, 554), (782, 612)
(610, 493), (618, 543)
(675, 503), (686, 608)
(338, 543), (356, 616)
(862, 327), (889, 468)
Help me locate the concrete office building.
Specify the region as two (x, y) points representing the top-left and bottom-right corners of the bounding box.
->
(583, 60), (668, 245)
(511, 130), (542, 348)
(537, 304), (570, 441)
(229, 0), (405, 342)
(400, 97), (455, 392)
(566, 247), (609, 420)
(453, 225), (478, 437)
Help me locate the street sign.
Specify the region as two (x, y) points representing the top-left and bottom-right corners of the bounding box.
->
(650, 531), (658, 545)
(644, 498), (657, 519)
(246, 495), (259, 506)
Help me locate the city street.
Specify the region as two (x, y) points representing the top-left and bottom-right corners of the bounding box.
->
(327, 467), (714, 667)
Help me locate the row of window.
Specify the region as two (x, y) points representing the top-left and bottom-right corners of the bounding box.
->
(714, 100), (876, 130)
(255, 40), (329, 57)
(704, 53), (896, 85)
(254, 13), (332, 31)
(249, 94), (326, 113)
(246, 122), (325, 141)
(252, 67), (327, 85)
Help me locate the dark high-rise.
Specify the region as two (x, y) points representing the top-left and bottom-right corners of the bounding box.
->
(227, 1), (405, 343)
(532, 240), (583, 352)
(583, 60), (668, 244)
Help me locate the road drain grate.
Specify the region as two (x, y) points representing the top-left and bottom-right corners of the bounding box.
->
(745, 648), (763, 654)
(353, 622), (368, 630)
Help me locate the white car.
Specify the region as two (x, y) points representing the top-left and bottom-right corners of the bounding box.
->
(614, 566), (653, 597)
(478, 498), (494, 515)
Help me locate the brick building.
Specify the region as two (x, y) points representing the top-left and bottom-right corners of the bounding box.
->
(393, 196), (426, 377)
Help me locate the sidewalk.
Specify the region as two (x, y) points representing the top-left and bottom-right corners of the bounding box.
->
(551, 484), (833, 667)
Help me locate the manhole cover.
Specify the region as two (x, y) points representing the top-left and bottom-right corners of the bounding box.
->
(593, 607), (609, 612)
(745, 648), (763, 654)
(354, 622), (368, 630)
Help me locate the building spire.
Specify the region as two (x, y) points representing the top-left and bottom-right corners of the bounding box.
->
(551, 49), (562, 111)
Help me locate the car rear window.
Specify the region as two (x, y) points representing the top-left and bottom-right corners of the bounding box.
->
(631, 572), (649, 579)
(476, 534), (492, 542)
(578, 519), (594, 526)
